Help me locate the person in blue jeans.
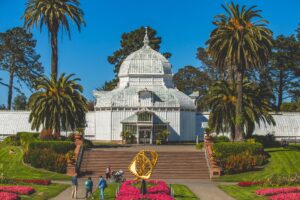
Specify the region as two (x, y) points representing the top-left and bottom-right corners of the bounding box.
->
(98, 176), (107, 200)
(71, 173), (78, 199)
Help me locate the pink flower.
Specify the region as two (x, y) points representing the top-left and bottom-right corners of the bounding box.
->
(238, 181), (263, 187)
(256, 187), (300, 196)
(15, 179), (51, 185)
(148, 181), (170, 194)
(0, 186), (35, 195)
(269, 193), (300, 200)
(0, 192), (19, 200)
(116, 180), (174, 200)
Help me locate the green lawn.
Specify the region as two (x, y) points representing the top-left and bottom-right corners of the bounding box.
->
(0, 183), (69, 200)
(172, 184), (199, 200)
(219, 185), (266, 200)
(0, 142), (69, 180)
(88, 183), (118, 200)
(88, 183), (199, 200)
(0, 142), (70, 199)
(219, 147), (300, 182)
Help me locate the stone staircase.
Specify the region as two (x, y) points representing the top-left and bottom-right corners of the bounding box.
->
(79, 149), (210, 179)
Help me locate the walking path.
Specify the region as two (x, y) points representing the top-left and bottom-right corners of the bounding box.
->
(165, 179), (236, 200)
(51, 179), (236, 200)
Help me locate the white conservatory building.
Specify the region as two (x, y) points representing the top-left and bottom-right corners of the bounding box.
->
(0, 31), (299, 142)
(93, 31), (197, 143)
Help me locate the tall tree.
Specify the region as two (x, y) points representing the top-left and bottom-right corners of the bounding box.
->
(206, 2), (272, 140)
(269, 35), (300, 111)
(103, 26), (171, 90)
(28, 73), (88, 134)
(13, 94), (27, 110)
(207, 80), (275, 140)
(173, 65), (211, 111)
(0, 27), (43, 110)
(23, 0), (85, 78)
(197, 47), (229, 81)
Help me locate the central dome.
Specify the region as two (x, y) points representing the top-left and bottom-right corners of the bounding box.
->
(118, 30), (172, 78)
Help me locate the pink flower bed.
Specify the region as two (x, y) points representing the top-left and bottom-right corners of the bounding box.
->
(238, 181), (263, 187)
(256, 187), (300, 196)
(269, 193), (300, 200)
(15, 179), (51, 185)
(148, 180), (170, 194)
(116, 180), (174, 200)
(0, 192), (19, 200)
(0, 186), (35, 195)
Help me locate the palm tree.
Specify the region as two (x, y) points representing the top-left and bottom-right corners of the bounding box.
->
(207, 81), (236, 139)
(23, 0), (85, 78)
(207, 80), (275, 140)
(28, 73), (88, 134)
(206, 2), (273, 140)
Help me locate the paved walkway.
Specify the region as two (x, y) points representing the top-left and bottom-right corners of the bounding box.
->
(51, 179), (96, 200)
(51, 179), (235, 200)
(165, 179), (235, 200)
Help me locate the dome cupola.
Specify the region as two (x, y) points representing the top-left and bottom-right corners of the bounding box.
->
(118, 28), (173, 88)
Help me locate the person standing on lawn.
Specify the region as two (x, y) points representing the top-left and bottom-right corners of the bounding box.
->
(105, 165), (111, 182)
(98, 176), (107, 200)
(71, 173), (78, 199)
(85, 177), (93, 199)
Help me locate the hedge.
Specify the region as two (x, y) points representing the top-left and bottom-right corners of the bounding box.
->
(212, 136), (230, 143)
(195, 143), (204, 150)
(3, 135), (20, 146)
(24, 148), (67, 173)
(212, 142), (265, 174)
(251, 134), (281, 148)
(28, 141), (75, 154)
(213, 142), (264, 159)
(16, 132), (39, 149)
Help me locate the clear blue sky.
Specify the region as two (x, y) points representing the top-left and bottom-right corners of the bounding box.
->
(0, 0), (299, 105)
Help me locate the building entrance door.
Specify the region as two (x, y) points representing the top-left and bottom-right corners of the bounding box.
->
(139, 129), (152, 145)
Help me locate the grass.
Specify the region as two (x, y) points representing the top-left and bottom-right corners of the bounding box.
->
(0, 142), (69, 180)
(172, 184), (199, 200)
(219, 185), (266, 200)
(219, 147), (300, 182)
(0, 142), (70, 199)
(87, 183), (199, 200)
(88, 183), (118, 200)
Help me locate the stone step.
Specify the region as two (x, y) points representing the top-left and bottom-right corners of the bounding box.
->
(79, 150), (209, 179)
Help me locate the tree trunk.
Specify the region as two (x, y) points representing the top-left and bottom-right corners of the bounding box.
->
(51, 30), (58, 78)
(7, 69), (14, 110)
(277, 70), (284, 112)
(235, 71), (244, 141)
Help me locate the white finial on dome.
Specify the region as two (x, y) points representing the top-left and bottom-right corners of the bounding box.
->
(143, 26), (149, 47)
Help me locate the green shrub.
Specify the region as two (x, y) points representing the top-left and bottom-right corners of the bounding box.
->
(264, 173), (300, 186)
(250, 134), (281, 148)
(156, 129), (169, 143)
(213, 142), (265, 174)
(83, 139), (94, 148)
(28, 141), (75, 154)
(195, 143), (204, 150)
(3, 135), (20, 146)
(16, 132), (39, 149)
(223, 151), (265, 174)
(212, 136), (230, 143)
(121, 131), (136, 144)
(24, 148), (67, 173)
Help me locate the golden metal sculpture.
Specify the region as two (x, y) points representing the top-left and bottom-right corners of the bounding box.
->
(129, 150), (158, 180)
